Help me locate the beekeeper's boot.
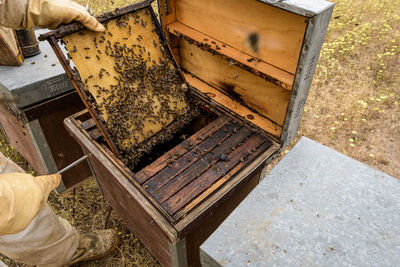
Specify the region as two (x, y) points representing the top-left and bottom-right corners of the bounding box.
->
(66, 229), (119, 266)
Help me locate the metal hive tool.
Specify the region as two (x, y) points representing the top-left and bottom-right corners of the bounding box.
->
(40, 1), (198, 168)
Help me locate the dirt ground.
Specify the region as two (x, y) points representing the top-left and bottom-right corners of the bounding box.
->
(1, 0), (399, 266)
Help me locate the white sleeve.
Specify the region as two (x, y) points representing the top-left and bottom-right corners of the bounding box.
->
(0, 173), (61, 236)
(0, 0), (30, 29)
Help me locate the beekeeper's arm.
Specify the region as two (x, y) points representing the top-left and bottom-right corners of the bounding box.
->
(0, 173), (61, 235)
(0, 0), (104, 31)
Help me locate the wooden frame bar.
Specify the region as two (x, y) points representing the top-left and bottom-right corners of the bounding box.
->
(184, 74), (283, 137)
(166, 22), (294, 90)
(47, 35), (119, 155)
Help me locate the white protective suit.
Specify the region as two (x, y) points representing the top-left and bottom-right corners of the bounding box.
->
(0, 152), (80, 266)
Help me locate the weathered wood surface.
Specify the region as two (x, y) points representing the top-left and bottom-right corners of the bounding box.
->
(166, 21), (294, 90)
(80, 118), (96, 130)
(164, 135), (271, 216)
(24, 91), (91, 188)
(159, 0), (177, 28)
(180, 39), (291, 126)
(173, 0), (306, 74)
(0, 104), (46, 174)
(89, 153), (174, 267)
(174, 143), (279, 237)
(135, 115), (229, 184)
(137, 114), (273, 219)
(185, 168), (262, 266)
(142, 118), (239, 194)
(148, 125), (251, 203)
(80, 118), (103, 141)
(79, 110), (274, 222)
(184, 74), (282, 136)
(0, 91), (92, 189)
(88, 128), (102, 140)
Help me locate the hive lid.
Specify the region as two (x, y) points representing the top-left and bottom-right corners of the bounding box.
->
(157, 0), (334, 141)
(40, 0), (198, 167)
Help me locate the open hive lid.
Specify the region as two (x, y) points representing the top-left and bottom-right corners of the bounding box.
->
(157, 0), (334, 145)
(39, 0), (199, 168)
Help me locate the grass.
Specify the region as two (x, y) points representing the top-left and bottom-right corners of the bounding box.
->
(298, 0), (400, 178)
(1, 0), (399, 266)
(0, 130), (35, 175)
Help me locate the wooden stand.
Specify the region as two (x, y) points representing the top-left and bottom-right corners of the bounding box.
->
(0, 91), (92, 190)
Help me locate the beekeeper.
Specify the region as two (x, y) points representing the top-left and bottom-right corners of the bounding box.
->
(0, 0), (119, 266)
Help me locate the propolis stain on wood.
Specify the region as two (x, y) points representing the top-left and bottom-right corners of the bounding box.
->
(62, 8), (198, 168)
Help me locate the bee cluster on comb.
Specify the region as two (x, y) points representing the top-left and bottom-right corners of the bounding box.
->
(61, 8), (199, 168)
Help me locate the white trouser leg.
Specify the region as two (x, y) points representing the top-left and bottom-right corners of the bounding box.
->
(0, 152), (80, 266)
(0, 204), (80, 266)
(0, 151), (24, 174)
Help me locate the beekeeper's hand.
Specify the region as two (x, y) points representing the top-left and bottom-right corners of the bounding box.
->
(0, 0), (105, 31)
(0, 173), (61, 235)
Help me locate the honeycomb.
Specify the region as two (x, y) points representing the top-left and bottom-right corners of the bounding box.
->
(62, 8), (197, 166)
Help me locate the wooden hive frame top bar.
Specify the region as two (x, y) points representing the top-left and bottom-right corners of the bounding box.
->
(77, 109), (275, 223)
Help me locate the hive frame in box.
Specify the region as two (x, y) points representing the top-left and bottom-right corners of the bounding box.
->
(39, 0), (190, 159)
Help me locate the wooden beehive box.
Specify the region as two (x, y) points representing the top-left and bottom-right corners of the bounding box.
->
(44, 0), (334, 266)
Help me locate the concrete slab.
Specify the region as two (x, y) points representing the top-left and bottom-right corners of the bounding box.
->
(200, 137), (400, 266)
(0, 29), (73, 108)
